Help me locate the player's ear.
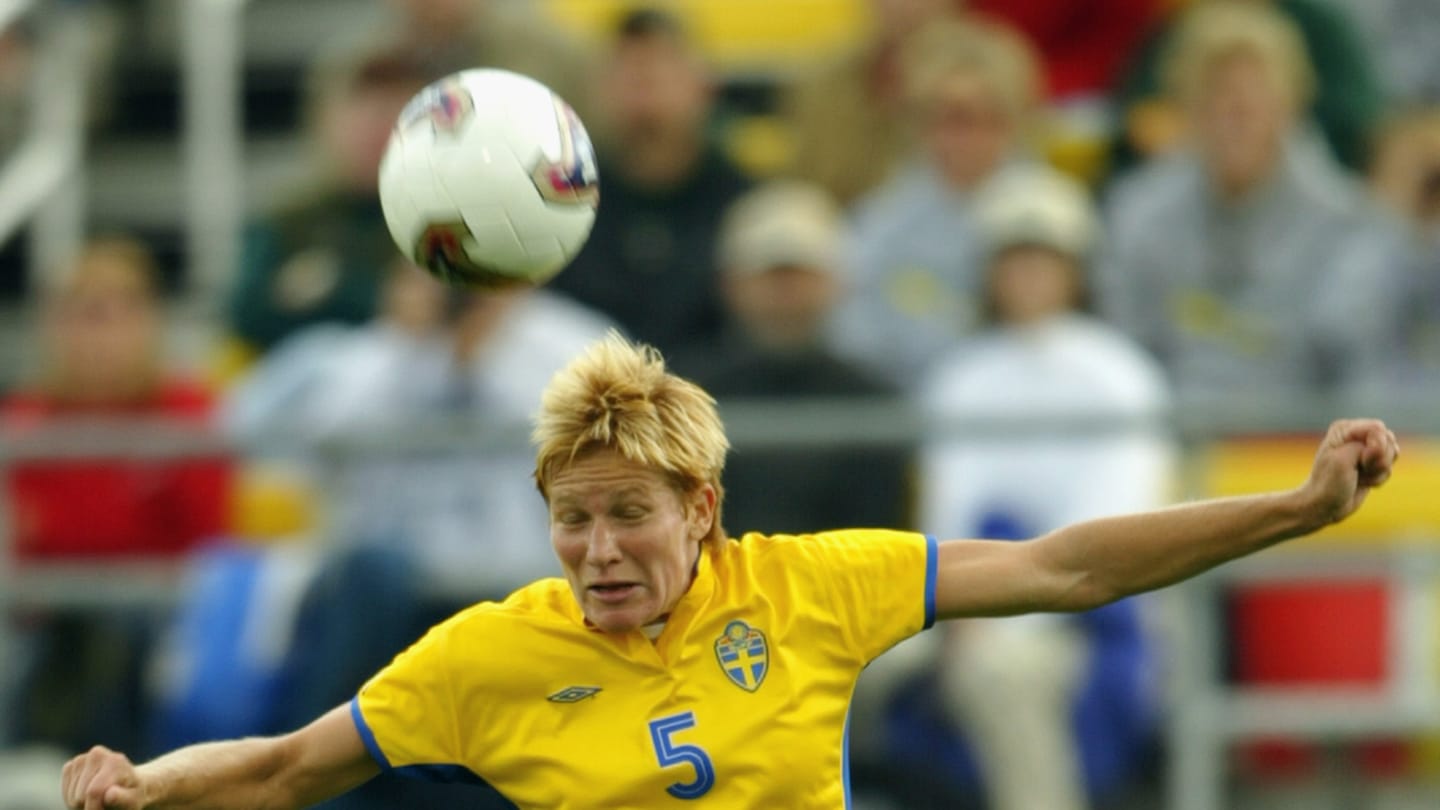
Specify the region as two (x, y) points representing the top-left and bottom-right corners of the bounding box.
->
(685, 483), (717, 541)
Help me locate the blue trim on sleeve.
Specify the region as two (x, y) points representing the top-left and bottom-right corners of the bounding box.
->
(923, 534), (938, 630)
(394, 764), (488, 785)
(349, 696), (487, 787)
(350, 696), (392, 770)
(842, 706), (853, 809)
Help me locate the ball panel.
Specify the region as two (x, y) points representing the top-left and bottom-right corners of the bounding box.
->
(518, 235), (567, 278)
(514, 205), (596, 266)
(491, 72), (565, 168)
(527, 99), (600, 211)
(414, 221), (513, 288)
(459, 205), (530, 278)
(377, 141), (421, 262)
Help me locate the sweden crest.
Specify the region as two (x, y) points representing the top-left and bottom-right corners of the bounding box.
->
(714, 620), (768, 692)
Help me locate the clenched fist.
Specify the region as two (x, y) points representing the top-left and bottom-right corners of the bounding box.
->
(1302, 418), (1401, 526)
(62, 746), (146, 810)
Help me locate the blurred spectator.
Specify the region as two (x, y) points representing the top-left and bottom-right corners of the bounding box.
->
(3, 237), (231, 559)
(1370, 109), (1440, 232)
(1109, 0), (1384, 174)
(671, 181), (911, 535)
(1, 237), (232, 755)
(1100, 1), (1409, 406)
(1331, 0), (1440, 105)
(549, 8), (751, 358)
(853, 172), (1170, 809)
(966, 0), (1160, 104)
(226, 43), (436, 358)
(1369, 109), (1440, 388)
(784, 0), (954, 204)
(827, 14), (1074, 388)
(368, 0), (595, 120)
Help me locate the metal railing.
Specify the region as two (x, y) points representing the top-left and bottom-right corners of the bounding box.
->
(181, 0), (247, 304)
(0, 0), (247, 309)
(0, 1), (88, 288)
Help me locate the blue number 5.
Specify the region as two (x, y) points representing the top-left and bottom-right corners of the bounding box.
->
(648, 711), (715, 799)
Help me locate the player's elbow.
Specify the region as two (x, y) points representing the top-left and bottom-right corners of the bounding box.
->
(1047, 572), (1122, 612)
(1030, 543), (1122, 613)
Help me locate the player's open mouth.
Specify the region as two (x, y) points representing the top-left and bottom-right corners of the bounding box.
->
(589, 583), (638, 603)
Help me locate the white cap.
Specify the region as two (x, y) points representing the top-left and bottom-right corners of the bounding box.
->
(718, 181), (845, 276)
(975, 170), (1098, 261)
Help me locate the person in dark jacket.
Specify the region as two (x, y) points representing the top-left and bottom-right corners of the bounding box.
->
(673, 181), (911, 535)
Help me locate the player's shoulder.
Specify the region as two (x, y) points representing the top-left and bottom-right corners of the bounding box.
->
(719, 530), (926, 572)
(712, 532), (929, 612)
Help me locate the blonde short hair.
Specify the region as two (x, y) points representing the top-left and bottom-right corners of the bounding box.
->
(1164, 1), (1315, 112)
(900, 15), (1042, 129)
(533, 332), (729, 541)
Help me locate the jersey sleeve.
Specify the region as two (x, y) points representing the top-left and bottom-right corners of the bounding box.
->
(351, 620), (473, 780)
(775, 529), (937, 664)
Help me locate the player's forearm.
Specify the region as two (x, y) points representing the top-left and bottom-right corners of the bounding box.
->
(1037, 488), (1321, 610)
(134, 737), (295, 810)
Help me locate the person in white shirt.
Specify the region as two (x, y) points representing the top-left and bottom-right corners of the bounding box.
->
(853, 171), (1173, 810)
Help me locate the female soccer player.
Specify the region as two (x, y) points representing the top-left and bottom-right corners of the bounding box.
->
(62, 334), (1399, 809)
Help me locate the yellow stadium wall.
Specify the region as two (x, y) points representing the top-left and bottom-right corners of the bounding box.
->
(539, 0), (871, 71)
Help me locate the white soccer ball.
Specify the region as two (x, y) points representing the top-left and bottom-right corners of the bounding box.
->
(378, 69), (600, 288)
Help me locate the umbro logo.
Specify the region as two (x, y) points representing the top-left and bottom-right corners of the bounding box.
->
(547, 685), (602, 703)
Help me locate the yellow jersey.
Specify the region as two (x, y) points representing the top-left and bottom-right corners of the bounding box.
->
(351, 529), (937, 808)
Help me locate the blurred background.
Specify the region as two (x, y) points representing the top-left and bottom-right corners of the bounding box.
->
(1, 0), (1439, 808)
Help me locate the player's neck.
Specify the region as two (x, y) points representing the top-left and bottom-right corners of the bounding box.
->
(640, 547), (702, 642)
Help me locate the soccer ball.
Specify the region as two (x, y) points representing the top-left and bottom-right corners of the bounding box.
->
(378, 69), (600, 288)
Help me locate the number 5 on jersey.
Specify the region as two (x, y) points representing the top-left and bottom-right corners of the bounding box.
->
(648, 712), (715, 799)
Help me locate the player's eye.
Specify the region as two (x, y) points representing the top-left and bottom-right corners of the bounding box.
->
(615, 505), (649, 521)
(556, 511), (588, 527)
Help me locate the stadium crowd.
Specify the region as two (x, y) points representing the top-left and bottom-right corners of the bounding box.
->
(2, 0), (1439, 808)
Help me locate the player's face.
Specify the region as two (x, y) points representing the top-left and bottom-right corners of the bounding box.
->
(548, 451), (716, 634)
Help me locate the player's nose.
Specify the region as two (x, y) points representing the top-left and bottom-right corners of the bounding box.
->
(584, 522), (623, 566)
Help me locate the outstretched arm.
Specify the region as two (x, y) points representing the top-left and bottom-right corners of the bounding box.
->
(61, 704), (377, 810)
(933, 419), (1400, 620)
